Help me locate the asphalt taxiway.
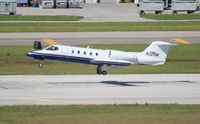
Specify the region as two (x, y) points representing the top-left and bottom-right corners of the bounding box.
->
(0, 31), (200, 45)
(0, 74), (200, 105)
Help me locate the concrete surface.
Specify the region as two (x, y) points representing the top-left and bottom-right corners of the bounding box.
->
(0, 31), (199, 45)
(1, 3), (199, 22)
(16, 3), (151, 22)
(7, 3), (199, 22)
(0, 74), (200, 105)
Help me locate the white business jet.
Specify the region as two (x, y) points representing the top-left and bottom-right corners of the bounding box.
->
(26, 39), (174, 75)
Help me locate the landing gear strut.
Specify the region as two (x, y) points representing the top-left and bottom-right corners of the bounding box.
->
(96, 64), (108, 75)
(38, 61), (44, 68)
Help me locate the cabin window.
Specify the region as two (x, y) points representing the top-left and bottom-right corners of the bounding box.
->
(96, 53), (98, 56)
(78, 51), (80, 54)
(90, 52), (92, 56)
(84, 51), (86, 55)
(54, 47), (58, 50)
(72, 50), (74, 54)
(46, 46), (58, 51)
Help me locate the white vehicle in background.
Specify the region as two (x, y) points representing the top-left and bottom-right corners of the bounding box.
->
(139, 0), (164, 15)
(27, 39), (174, 75)
(0, 0), (16, 15)
(41, 0), (80, 8)
(172, 0), (198, 14)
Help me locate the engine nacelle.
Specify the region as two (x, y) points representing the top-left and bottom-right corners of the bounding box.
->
(33, 41), (42, 50)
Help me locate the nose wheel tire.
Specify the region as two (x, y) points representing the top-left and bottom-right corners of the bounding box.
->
(38, 62), (44, 68)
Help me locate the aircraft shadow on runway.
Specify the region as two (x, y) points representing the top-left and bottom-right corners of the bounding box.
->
(47, 80), (195, 87)
(101, 81), (148, 86)
(47, 81), (149, 87)
(101, 80), (195, 86)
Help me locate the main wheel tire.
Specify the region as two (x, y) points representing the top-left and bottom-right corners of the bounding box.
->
(97, 70), (102, 74)
(187, 11), (194, 14)
(173, 11), (177, 14)
(102, 71), (107, 75)
(10, 12), (14, 15)
(139, 10), (145, 16)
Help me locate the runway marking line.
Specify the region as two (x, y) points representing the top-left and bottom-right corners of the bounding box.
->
(43, 38), (59, 45)
(17, 97), (68, 104)
(16, 97), (101, 104)
(174, 38), (191, 44)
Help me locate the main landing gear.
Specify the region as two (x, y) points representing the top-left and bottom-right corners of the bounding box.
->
(38, 61), (44, 68)
(96, 64), (108, 75)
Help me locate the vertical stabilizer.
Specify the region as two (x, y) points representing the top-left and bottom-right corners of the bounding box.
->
(138, 41), (174, 65)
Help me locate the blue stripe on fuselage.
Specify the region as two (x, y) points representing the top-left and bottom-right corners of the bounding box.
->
(27, 52), (93, 65)
(26, 52), (128, 66)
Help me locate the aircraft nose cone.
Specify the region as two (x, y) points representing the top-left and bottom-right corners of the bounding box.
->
(26, 52), (33, 57)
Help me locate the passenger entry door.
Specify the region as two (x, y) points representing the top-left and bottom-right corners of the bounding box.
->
(109, 50), (111, 58)
(62, 47), (68, 59)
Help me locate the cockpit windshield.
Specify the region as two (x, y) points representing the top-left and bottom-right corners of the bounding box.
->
(45, 46), (59, 51)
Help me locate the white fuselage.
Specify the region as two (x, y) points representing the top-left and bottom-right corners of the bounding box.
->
(33, 45), (139, 66)
(27, 41), (173, 75)
(27, 41), (173, 70)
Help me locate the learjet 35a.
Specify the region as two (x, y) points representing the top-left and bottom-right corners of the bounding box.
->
(26, 39), (174, 75)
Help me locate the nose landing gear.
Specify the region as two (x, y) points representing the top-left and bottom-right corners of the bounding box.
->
(96, 64), (108, 75)
(38, 61), (44, 68)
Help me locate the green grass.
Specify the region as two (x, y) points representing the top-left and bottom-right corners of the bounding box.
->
(0, 44), (200, 75)
(141, 14), (200, 20)
(0, 15), (83, 21)
(0, 21), (200, 32)
(0, 104), (199, 124)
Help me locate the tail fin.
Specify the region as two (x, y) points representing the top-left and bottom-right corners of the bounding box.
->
(138, 41), (175, 66)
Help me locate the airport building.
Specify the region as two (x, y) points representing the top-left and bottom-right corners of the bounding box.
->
(15, 0), (200, 8)
(16, 0), (136, 5)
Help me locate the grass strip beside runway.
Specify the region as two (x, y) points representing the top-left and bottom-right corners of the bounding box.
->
(0, 15), (83, 21)
(0, 44), (200, 75)
(0, 104), (199, 124)
(141, 14), (200, 20)
(0, 21), (200, 32)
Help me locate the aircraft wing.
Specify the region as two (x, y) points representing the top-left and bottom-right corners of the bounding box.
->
(90, 58), (132, 66)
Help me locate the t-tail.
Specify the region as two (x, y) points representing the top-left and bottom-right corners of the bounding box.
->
(137, 41), (175, 66)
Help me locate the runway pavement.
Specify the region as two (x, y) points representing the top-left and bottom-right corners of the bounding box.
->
(0, 74), (200, 105)
(0, 31), (199, 45)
